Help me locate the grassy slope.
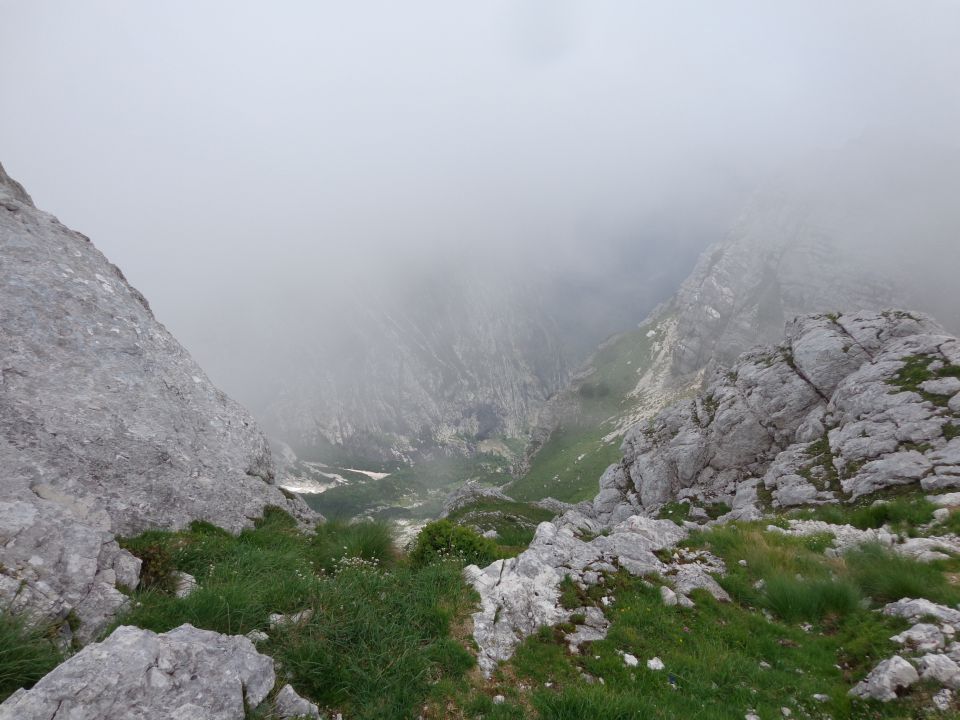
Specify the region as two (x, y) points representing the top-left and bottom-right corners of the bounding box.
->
(6, 495), (960, 718)
(430, 498), (960, 719)
(115, 510), (476, 720)
(510, 328), (656, 503)
(444, 497), (557, 551)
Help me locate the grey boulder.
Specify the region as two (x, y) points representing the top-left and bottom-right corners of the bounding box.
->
(0, 624), (276, 720)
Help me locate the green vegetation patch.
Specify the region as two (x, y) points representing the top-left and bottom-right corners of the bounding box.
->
(305, 452), (514, 520)
(511, 328), (657, 503)
(409, 519), (501, 568)
(887, 354), (960, 407)
(117, 507), (475, 720)
(0, 612), (63, 702)
(449, 520), (954, 719)
(797, 494), (937, 535)
(444, 497), (555, 552)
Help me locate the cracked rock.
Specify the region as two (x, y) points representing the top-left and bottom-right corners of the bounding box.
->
(0, 624), (275, 720)
(849, 655), (919, 702)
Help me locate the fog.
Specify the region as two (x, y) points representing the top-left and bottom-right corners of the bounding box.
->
(3, 1), (960, 423)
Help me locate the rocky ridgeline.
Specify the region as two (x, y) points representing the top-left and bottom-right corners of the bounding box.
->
(466, 309), (960, 696)
(0, 164), (315, 644)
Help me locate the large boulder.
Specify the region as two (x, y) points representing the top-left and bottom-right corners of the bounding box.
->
(0, 624), (316, 720)
(0, 163), (315, 640)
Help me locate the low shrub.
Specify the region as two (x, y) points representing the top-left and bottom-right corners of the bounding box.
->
(409, 520), (499, 568)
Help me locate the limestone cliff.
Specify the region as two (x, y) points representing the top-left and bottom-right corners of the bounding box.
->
(0, 162), (314, 642)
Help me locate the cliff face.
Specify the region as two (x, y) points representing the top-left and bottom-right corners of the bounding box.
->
(262, 275), (569, 463)
(517, 191), (903, 499)
(0, 163), (314, 641)
(668, 190), (902, 376)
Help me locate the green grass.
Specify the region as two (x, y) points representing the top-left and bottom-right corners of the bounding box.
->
(444, 498), (556, 552)
(116, 507), (476, 720)
(510, 329), (657, 503)
(0, 612), (63, 702)
(271, 562), (474, 719)
(446, 520), (951, 719)
(305, 453), (514, 520)
(505, 574), (904, 720)
(887, 354), (960, 407)
(510, 426), (622, 503)
(845, 543), (960, 605)
(799, 495), (937, 534)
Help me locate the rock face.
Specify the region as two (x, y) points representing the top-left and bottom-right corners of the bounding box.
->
(592, 310), (960, 523)
(0, 624), (315, 720)
(0, 163), (314, 640)
(465, 516), (706, 675)
(669, 194), (900, 376)
(522, 194), (904, 488)
(469, 308), (960, 676)
(262, 275), (570, 463)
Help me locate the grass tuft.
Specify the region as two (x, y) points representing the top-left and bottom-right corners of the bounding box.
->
(0, 612), (62, 702)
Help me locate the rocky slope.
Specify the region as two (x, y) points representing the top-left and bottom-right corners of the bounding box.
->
(467, 310), (960, 684)
(515, 190), (905, 503)
(0, 163), (313, 643)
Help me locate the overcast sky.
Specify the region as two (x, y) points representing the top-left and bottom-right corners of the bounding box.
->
(3, 1), (960, 399)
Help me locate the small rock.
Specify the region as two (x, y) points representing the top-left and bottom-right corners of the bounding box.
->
(623, 653), (639, 668)
(660, 586), (678, 606)
(849, 655), (919, 702)
(493, 694), (505, 704)
(268, 609), (314, 628)
(738, 559), (748, 567)
(781, 708), (792, 717)
(274, 683), (321, 719)
(812, 693), (830, 703)
(915, 653), (960, 689)
(932, 688), (953, 711)
(172, 571), (198, 599)
(921, 377), (960, 396)
(759, 660), (771, 669)
(891, 623), (946, 652)
(647, 657), (665, 671)
(745, 713), (760, 720)
(245, 629), (269, 644)
(935, 508), (951, 523)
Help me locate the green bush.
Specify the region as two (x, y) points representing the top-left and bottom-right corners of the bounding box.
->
(0, 612), (62, 702)
(409, 520), (499, 568)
